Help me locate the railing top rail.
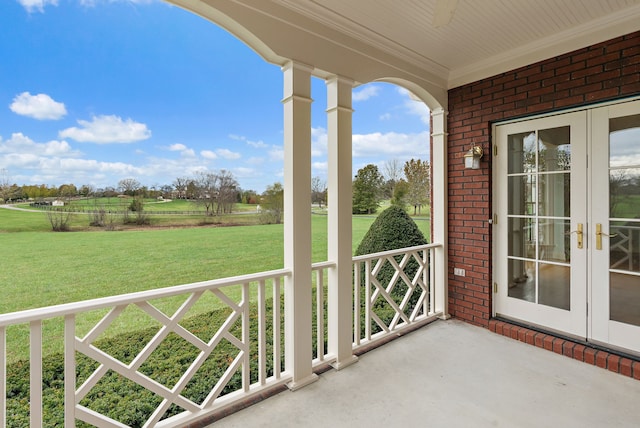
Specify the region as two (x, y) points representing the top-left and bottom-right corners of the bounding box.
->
(311, 261), (336, 270)
(352, 243), (442, 262)
(0, 268), (292, 327)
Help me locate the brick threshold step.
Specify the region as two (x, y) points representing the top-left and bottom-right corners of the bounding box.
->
(489, 318), (640, 380)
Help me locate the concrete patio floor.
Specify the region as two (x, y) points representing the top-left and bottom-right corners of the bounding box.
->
(208, 319), (640, 427)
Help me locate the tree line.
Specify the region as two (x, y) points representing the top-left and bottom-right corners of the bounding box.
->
(1, 157), (430, 218)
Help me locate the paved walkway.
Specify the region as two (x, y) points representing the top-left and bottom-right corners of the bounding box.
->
(209, 319), (640, 427)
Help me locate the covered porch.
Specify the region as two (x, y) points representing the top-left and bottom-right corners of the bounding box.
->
(1, 1), (640, 427)
(209, 319), (640, 427)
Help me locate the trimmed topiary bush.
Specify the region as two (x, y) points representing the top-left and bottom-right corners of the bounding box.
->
(355, 206), (429, 333)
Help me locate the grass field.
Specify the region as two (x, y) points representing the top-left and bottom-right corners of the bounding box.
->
(0, 212), (429, 313)
(0, 204), (429, 362)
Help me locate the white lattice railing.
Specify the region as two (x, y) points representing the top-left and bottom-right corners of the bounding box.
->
(0, 244), (440, 427)
(0, 269), (291, 428)
(353, 244), (441, 350)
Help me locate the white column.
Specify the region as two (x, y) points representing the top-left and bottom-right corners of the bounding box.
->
(431, 107), (450, 318)
(282, 61), (317, 390)
(326, 76), (359, 370)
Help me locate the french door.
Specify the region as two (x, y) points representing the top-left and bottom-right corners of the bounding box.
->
(494, 100), (640, 354)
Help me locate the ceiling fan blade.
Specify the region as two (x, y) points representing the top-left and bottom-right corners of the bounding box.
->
(433, 0), (458, 28)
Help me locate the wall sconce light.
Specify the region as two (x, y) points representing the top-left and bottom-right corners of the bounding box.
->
(464, 144), (483, 169)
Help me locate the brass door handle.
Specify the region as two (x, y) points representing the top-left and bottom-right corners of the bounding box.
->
(567, 223), (584, 249)
(595, 223), (618, 250)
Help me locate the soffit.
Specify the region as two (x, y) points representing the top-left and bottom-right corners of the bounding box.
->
(271, 0), (640, 88)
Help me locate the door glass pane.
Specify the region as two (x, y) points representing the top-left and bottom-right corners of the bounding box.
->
(610, 168), (640, 219)
(508, 258), (535, 302)
(539, 126), (571, 172)
(508, 175), (536, 215)
(538, 173), (570, 217)
(610, 220), (640, 274)
(609, 114), (640, 325)
(508, 217), (535, 258)
(508, 131), (536, 174)
(539, 263), (570, 310)
(538, 219), (570, 263)
(610, 272), (640, 326)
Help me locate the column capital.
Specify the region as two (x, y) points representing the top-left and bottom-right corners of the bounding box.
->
(325, 75), (355, 87)
(281, 60), (314, 74)
(431, 107), (448, 137)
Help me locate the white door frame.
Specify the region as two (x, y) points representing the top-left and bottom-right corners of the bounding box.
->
(493, 98), (640, 354)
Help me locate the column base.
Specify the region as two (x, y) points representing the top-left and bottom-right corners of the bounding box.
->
(330, 355), (359, 371)
(286, 373), (318, 391)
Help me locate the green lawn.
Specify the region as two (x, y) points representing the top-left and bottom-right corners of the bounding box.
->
(0, 206), (429, 362)
(0, 213), (429, 313)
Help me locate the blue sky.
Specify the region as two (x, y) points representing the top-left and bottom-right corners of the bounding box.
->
(1, 0), (430, 193)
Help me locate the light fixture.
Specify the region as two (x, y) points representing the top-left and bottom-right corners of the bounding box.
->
(464, 144), (483, 169)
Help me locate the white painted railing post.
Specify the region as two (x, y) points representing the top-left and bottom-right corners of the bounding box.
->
(326, 76), (358, 369)
(431, 107), (450, 318)
(30, 321), (43, 428)
(282, 61), (317, 390)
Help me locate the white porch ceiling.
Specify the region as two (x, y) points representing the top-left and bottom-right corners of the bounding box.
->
(272, 0), (640, 88)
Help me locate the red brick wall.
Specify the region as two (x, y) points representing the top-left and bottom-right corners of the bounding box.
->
(446, 31), (640, 327)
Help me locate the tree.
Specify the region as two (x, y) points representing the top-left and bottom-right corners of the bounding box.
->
(404, 159), (430, 215)
(390, 179), (409, 209)
(260, 182), (284, 224)
(78, 184), (95, 197)
(1, 184), (22, 202)
(311, 176), (327, 208)
(58, 183), (77, 199)
(194, 170), (239, 216)
(173, 177), (189, 199)
(194, 171), (217, 216)
(241, 189), (259, 204)
(216, 169), (239, 214)
(160, 184), (174, 198)
(352, 164), (384, 214)
(118, 178), (141, 196)
(382, 159), (403, 199)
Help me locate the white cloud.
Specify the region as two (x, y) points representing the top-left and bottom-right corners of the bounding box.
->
(201, 150), (218, 160)
(233, 167), (258, 178)
(0, 132), (78, 157)
(405, 100), (430, 125)
(312, 126), (328, 157)
(59, 115), (151, 144)
(353, 85), (380, 102)
(10, 92), (67, 120)
(216, 148), (241, 160)
(379, 113), (392, 121)
(0, 132), (143, 185)
(398, 87), (430, 125)
(312, 161), (327, 172)
(353, 131), (430, 158)
(230, 134), (269, 149)
(269, 147), (284, 161)
(247, 139), (268, 149)
(247, 156), (265, 165)
(166, 143), (194, 157)
(17, 0), (58, 13)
